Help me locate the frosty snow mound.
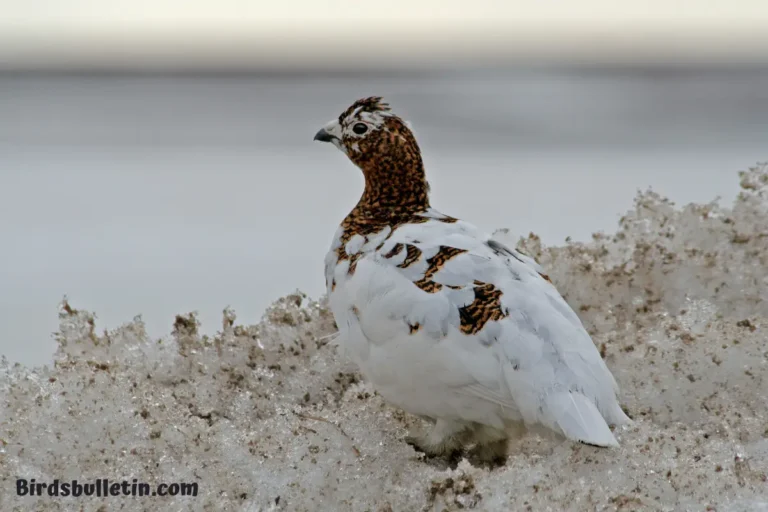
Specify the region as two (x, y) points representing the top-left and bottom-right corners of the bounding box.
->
(1, 164), (767, 511)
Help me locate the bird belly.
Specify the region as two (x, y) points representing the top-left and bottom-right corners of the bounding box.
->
(354, 332), (514, 427)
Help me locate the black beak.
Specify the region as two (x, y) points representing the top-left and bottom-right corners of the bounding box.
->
(314, 128), (336, 143)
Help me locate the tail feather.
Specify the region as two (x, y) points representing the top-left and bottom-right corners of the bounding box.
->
(544, 391), (619, 447)
(607, 401), (633, 427)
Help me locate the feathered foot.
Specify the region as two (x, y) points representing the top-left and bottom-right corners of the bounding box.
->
(405, 419), (467, 458)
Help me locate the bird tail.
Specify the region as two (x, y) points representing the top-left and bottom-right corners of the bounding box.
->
(543, 391), (619, 447)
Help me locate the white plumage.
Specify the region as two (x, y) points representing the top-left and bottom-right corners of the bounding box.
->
(315, 97), (629, 461)
(326, 214), (629, 446)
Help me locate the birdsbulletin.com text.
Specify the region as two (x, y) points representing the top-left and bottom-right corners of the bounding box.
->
(16, 478), (198, 498)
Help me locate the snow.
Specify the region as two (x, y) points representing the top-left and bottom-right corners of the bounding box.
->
(2, 164), (767, 511)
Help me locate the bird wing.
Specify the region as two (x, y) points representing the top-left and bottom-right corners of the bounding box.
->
(327, 210), (629, 445)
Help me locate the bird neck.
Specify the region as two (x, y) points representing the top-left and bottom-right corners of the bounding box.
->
(355, 157), (430, 212)
(339, 161), (430, 241)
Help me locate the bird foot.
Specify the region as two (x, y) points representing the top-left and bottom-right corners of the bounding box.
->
(405, 434), (462, 458)
(405, 419), (466, 458)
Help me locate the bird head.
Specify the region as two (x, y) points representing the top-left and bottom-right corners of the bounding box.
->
(314, 97), (428, 208)
(314, 96), (411, 152)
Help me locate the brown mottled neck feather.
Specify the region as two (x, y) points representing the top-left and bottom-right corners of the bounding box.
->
(341, 116), (431, 240)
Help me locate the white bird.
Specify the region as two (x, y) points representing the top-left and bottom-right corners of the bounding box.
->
(314, 97), (630, 463)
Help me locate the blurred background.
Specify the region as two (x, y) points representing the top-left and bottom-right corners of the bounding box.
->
(1, 1), (767, 366)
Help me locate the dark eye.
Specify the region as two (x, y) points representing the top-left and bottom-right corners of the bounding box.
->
(352, 123), (368, 135)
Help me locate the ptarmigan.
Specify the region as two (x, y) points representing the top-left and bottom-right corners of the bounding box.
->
(314, 97), (630, 463)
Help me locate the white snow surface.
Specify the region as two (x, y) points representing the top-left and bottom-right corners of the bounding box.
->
(1, 164), (768, 511)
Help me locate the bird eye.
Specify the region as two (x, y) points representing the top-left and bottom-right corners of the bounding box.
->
(352, 123), (368, 135)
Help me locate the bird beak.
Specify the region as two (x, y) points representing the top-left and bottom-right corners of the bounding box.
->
(313, 119), (342, 143)
(313, 128), (335, 142)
